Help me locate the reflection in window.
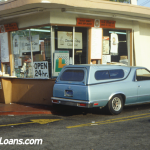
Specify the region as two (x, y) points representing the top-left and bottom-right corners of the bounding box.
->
(60, 70), (84, 81)
(95, 71), (109, 80)
(109, 69), (124, 79)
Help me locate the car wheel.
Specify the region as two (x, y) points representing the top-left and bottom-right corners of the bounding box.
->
(108, 95), (123, 115)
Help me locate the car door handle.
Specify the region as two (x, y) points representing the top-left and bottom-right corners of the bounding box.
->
(138, 85), (141, 87)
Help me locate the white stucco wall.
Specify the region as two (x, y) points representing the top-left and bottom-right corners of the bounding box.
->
(138, 22), (150, 69)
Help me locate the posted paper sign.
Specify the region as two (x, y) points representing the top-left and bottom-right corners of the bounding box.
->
(20, 35), (39, 53)
(0, 32), (9, 62)
(58, 31), (82, 49)
(102, 55), (111, 64)
(13, 34), (20, 55)
(103, 36), (109, 54)
(0, 82), (2, 89)
(33, 61), (49, 78)
(54, 51), (69, 76)
(91, 28), (102, 59)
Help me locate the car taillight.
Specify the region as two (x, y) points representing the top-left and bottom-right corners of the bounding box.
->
(94, 103), (98, 106)
(53, 100), (58, 103)
(78, 103), (86, 107)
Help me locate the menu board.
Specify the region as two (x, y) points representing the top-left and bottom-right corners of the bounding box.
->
(91, 28), (102, 59)
(0, 32), (9, 62)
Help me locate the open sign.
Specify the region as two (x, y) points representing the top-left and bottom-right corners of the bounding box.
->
(33, 61), (49, 78)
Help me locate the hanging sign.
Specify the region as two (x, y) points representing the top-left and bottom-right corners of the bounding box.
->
(54, 51), (69, 76)
(57, 31), (82, 49)
(100, 20), (116, 28)
(33, 61), (49, 78)
(76, 18), (94, 27)
(0, 32), (9, 62)
(110, 33), (118, 54)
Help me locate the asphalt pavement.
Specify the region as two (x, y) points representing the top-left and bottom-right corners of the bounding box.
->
(0, 103), (150, 150)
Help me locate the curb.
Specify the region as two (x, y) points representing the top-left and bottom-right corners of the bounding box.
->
(0, 111), (53, 116)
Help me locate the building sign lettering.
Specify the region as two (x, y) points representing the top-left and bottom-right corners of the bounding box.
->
(76, 18), (94, 27)
(0, 23), (18, 33)
(100, 20), (116, 28)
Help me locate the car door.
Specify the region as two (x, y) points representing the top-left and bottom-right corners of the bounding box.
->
(136, 69), (150, 103)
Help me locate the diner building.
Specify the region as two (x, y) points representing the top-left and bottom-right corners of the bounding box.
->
(0, 0), (150, 105)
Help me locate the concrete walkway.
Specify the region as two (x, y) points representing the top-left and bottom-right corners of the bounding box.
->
(0, 103), (55, 115)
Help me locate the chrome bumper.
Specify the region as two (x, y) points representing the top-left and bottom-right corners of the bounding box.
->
(51, 97), (93, 108)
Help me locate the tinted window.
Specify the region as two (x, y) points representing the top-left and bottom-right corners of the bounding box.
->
(95, 71), (109, 80)
(60, 70), (84, 81)
(109, 70), (124, 79)
(95, 69), (124, 80)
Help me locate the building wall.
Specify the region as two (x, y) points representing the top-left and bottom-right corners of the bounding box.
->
(139, 23), (150, 69)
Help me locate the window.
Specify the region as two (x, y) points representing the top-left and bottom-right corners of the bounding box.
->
(95, 69), (124, 80)
(60, 70), (84, 81)
(95, 71), (109, 80)
(11, 26), (51, 78)
(102, 29), (130, 66)
(136, 69), (150, 81)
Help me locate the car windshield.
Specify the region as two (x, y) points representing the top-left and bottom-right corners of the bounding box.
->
(60, 70), (84, 81)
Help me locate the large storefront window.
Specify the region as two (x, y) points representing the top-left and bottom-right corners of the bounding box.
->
(10, 25), (89, 78)
(102, 29), (130, 66)
(51, 26), (88, 77)
(11, 26), (51, 78)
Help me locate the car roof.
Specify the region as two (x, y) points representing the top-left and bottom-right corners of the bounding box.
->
(65, 64), (146, 70)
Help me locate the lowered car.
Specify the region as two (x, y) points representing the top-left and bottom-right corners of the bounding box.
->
(51, 65), (150, 115)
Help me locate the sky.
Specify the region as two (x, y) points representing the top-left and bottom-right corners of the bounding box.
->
(137, 0), (150, 7)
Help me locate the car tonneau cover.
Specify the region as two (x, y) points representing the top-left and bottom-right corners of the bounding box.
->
(59, 65), (131, 85)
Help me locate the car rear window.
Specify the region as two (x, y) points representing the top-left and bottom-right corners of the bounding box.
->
(95, 69), (124, 80)
(60, 70), (84, 81)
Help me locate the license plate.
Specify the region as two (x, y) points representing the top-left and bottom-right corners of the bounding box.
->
(65, 90), (73, 97)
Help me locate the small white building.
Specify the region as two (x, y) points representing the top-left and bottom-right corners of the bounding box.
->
(0, 0), (150, 104)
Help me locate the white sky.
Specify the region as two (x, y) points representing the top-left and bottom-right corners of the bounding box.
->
(137, 0), (150, 7)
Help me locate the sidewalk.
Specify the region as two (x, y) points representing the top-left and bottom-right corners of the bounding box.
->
(0, 103), (56, 116)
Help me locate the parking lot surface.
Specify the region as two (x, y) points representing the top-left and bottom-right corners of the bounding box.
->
(0, 103), (150, 150)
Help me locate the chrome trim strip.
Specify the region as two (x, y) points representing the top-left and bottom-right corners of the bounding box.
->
(51, 97), (93, 108)
(125, 101), (150, 106)
(109, 92), (126, 100)
(126, 95), (137, 98)
(138, 94), (150, 97)
(51, 97), (90, 103)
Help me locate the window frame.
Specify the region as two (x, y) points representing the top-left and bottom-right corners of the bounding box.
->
(136, 69), (150, 82)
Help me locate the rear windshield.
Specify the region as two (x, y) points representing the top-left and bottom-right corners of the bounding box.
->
(60, 70), (84, 81)
(95, 69), (124, 80)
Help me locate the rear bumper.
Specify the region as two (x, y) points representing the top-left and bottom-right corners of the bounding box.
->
(51, 97), (93, 108)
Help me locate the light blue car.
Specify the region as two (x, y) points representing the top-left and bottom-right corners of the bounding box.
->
(51, 65), (150, 115)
